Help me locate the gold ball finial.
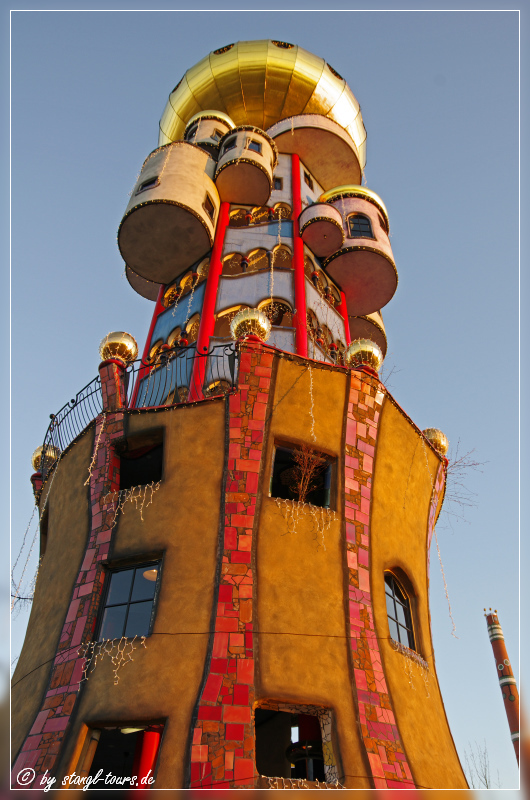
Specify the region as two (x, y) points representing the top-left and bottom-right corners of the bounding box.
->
(31, 444), (61, 473)
(230, 308), (271, 341)
(344, 339), (384, 372)
(99, 331), (138, 364)
(422, 428), (449, 456)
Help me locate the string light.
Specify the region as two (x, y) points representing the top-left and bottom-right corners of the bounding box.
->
(78, 635), (147, 686)
(104, 480), (161, 527)
(275, 497), (337, 550)
(308, 364), (317, 442)
(84, 412), (108, 486)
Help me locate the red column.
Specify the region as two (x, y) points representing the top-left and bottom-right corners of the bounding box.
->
(130, 285), (166, 409)
(136, 729), (162, 789)
(291, 154), (308, 358)
(485, 610), (519, 763)
(188, 201), (230, 400)
(337, 291), (351, 344)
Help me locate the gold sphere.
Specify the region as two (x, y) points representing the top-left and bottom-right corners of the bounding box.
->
(31, 444), (60, 473)
(344, 339), (384, 372)
(230, 308), (271, 341)
(423, 428), (449, 456)
(99, 331), (138, 364)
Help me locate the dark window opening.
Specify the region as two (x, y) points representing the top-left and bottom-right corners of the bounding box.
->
(223, 136), (237, 154)
(270, 445), (333, 508)
(274, 177), (283, 191)
(117, 430), (164, 491)
(186, 123), (199, 141)
(203, 194), (215, 222)
(88, 729), (140, 780)
(98, 562), (161, 641)
(40, 508), (49, 557)
(211, 129), (223, 142)
(248, 139), (262, 154)
(136, 176), (159, 195)
(304, 171), (314, 191)
(385, 573), (415, 650)
(348, 214), (373, 238)
(255, 710), (325, 781)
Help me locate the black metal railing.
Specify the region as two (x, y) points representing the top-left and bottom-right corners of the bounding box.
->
(40, 342), (238, 480)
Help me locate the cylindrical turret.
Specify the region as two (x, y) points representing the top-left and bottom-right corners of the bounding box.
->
(485, 609), (519, 763)
(215, 127), (278, 206)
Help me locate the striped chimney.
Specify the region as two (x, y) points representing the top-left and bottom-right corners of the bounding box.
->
(485, 608), (519, 763)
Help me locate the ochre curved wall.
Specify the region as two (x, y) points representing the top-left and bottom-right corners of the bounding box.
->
(371, 399), (467, 788)
(54, 400), (226, 788)
(11, 430), (93, 755)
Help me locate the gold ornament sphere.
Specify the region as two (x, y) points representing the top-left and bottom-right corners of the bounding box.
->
(31, 444), (61, 473)
(230, 308), (271, 341)
(344, 339), (384, 372)
(422, 428), (449, 456)
(99, 331), (138, 364)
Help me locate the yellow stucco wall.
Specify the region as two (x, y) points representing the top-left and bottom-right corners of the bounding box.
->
(54, 399), (226, 788)
(255, 357), (372, 788)
(370, 398), (467, 788)
(11, 429), (93, 756)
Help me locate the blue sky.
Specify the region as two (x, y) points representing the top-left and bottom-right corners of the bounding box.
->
(6, 7), (522, 790)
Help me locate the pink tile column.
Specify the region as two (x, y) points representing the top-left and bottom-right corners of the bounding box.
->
(188, 342), (274, 789)
(344, 371), (416, 789)
(11, 366), (127, 788)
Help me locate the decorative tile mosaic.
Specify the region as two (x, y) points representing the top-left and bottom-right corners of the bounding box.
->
(343, 371), (416, 789)
(11, 362), (126, 787)
(188, 343), (273, 789)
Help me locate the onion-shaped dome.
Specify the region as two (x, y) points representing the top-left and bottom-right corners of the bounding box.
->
(422, 428), (449, 456)
(125, 266), (162, 301)
(348, 310), (387, 357)
(321, 185), (397, 316)
(158, 40), (366, 170)
(31, 444), (61, 473)
(230, 308), (271, 341)
(298, 202), (344, 258)
(99, 332), (139, 364)
(344, 338), (384, 372)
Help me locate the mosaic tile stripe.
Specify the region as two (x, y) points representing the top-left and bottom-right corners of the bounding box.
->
(11, 363), (125, 787)
(344, 372), (416, 789)
(188, 344), (273, 789)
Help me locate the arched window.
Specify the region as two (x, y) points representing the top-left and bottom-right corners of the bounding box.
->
(384, 572), (415, 649)
(348, 214), (373, 239)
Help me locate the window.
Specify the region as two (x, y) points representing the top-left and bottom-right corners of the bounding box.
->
(203, 193), (215, 222)
(255, 709), (325, 781)
(98, 562), (161, 641)
(136, 176), (159, 195)
(270, 444), (333, 508)
(78, 724), (164, 783)
(385, 573), (415, 649)
(348, 214), (373, 238)
(118, 430), (164, 491)
(274, 177), (283, 191)
(303, 171), (314, 191)
(186, 123), (198, 141)
(222, 136), (237, 154)
(211, 128), (223, 142)
(247, 139), (262, 154)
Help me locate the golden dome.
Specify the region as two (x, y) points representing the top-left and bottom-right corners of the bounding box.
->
(423, 428), (449, 456)
(159, 40), (366, 169)
(319, 185), (389, 231)
(31, 444), (60, 473)
(99, 331), (139, 364)
(344, 339), (384, 372)
(230, 308), (271, 341)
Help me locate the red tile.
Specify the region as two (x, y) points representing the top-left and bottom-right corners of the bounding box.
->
(235, 459), (260, 473)
(236, 659), (254, 685)
(212, 632), (229, 658)
(231, 514), (254, 528)
(198, 706), (222, 721)
(225, 724), (244, 741)
(233, 684), (249, 705)
(218, 585), (233, 603)
(245, 473), (259, 493)
(231, 551), (251, 564)
(223, 705), (251, 723)
(202, 673), (223, 703)
(215, 617), (238, 632)
(224, 528), (237, 550)
(234, 757), (254, 781)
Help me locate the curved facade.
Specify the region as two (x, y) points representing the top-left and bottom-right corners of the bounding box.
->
(12, 39), (467, 791)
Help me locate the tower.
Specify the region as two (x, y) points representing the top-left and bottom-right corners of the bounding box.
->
(11, 40), (468, 789)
